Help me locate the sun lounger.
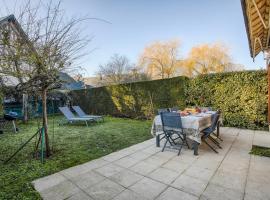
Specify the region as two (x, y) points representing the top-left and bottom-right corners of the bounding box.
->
(59, 106), (95, 126)
(72, 106), (104, 122)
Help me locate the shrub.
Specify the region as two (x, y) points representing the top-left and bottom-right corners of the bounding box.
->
(71, 70), (268, 130)
(70, 77), (188, 119)
(186, 70), (268, 129)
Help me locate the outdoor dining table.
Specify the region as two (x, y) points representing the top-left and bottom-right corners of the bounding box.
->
(151, 111), (218, 155)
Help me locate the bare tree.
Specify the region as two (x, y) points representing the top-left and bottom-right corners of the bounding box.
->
(183, 43), (243, 77)
(96, 54), (149, 86)
(139, 40), (182, 79)
(0, 0), (91, 156)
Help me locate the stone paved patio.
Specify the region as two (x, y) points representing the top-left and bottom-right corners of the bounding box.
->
(32, 127), (270, 200)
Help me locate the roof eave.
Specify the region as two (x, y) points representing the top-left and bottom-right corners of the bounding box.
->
(241, 0), (254, 59)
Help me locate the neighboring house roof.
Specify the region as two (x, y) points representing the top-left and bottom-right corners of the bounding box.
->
(1, 72), (85, 90)
(83, 76), (102, 87)
(1, 75), (21, 87)
(59, 72), (85, 90)
(0, 14), (38, 55)
(241, 0), (270, 59)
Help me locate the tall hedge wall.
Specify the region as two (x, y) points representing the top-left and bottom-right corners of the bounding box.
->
(70, 76), (188, 119)
(70, 70), (268, 130)
(186, 70), (267, 130)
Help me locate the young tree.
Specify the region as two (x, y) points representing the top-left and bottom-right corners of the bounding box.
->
(0, 1), (90, 156)
(139, 39), (182, 79)
(183, 43), (242, 77)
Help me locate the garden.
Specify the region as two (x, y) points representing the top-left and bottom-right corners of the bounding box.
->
(0, 116), (152, 199)
(0, 69), (268, 199)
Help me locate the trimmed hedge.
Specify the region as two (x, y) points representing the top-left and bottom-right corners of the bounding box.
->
(70, 70), (268, 130)
(70, 76), (188, 119)
(186, 70), (268, 130)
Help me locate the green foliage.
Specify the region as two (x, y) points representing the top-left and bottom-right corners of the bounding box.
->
(250, 145), (270, 157)
(71, 76), (188, 119)
(72, 70), (268, 130)
(0, 116), (152, 199)
(186, 70), (268, 130)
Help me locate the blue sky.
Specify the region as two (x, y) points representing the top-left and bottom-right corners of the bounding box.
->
(1, 0), (266, 76)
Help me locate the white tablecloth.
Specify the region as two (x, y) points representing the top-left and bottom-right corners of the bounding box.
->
(151, 112), (215, 143)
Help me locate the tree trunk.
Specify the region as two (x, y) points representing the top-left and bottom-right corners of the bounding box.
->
(42, 89), (51, 157)
(22, 93), (28, 123)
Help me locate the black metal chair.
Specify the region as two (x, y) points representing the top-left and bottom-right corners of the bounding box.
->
(157, 108), (170, 115)
(155, 108), (170, 147)
(160, 112), (189, 155)
(211, 110), (223, 141)
(169, 107), (179, 112)
(201, 111), (222, 153)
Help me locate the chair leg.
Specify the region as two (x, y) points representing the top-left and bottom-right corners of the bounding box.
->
(213, 132), (223, 142)
(184, 134), (190, 149)
(156, 134), (160, 147)
(209, 136), (222, 149)
(162, 140), (168, 152)
(203, 139), (218, 153)
(177, 143), (183, 156)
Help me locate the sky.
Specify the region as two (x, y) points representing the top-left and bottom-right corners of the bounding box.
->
(0, 0), (266, 77)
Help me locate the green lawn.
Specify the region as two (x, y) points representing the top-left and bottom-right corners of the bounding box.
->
(0, 116), (152, 199)
(250, 145), (270, 158)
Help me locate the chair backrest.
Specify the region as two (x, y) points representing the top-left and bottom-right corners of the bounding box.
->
(59, 107), (76, 120)
(200, 107), (213, 111)
(157, 108), (170, 115)
(169, 107), (179, 112)
(72, 106), (86, 117)
(161, 112), (183, 131)
(210, 111), (220, 131)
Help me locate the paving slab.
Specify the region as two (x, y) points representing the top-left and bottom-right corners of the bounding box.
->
(201, 183), (243, 200)
(249, 155), (270, 172)
(32, 173), (67, 192)
(94, 163), (124, 177)
(183, 165), (215, 181)
(144, 155), (170, 166)
(67, 191), (93, 200)
(129, 151), (152, 161)
(112, 189), (148, 200)
(102, 152), (129, 162)
(210, 168), (247, 192)
(244, 180), (270, 200)
(84, 179), (124, 200)
(109, 169), (144, 187)
(162, 159), (190, 173)
(113, 155), (140, 168)
(156, 187), (199, 200)
(129, 177), (167, 200)
(69, 170), (105, 189)
(154, 150), (177, 159)
(191, 157), (221, 170)
(171, 174), (208, 196)
(60, 159), (108, 179)
(148, 167), (180, 184)
(39, 180), (80, 200)
(129, 161), (159, 175)
(142, 145), (162, 154)
(252, 130), (270, 148)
